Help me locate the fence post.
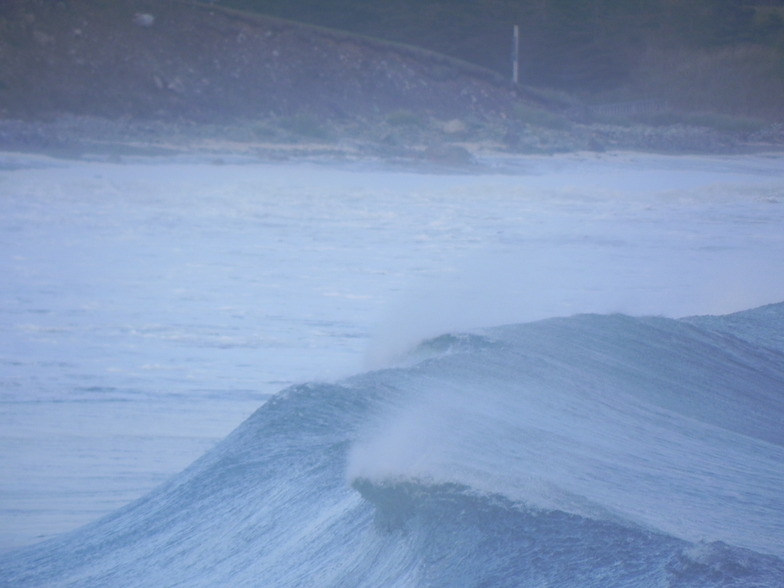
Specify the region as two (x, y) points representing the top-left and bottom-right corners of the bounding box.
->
(512, 24), (520, 84)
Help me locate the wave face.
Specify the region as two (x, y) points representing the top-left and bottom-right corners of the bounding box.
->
(2, 304), (784, 587)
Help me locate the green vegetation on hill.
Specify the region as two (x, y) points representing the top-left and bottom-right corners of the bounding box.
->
(221, 0), (784, 120)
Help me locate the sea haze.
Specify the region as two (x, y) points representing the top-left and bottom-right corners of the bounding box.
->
(0, 152), (783, 580)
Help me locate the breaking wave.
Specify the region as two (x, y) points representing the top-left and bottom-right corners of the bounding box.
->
(2, 303), (784, 587)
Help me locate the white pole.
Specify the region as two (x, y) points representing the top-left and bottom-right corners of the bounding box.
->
(512, 24), (520, 84)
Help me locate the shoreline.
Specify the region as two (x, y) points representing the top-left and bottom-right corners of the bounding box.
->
(2, 115), (784, 173)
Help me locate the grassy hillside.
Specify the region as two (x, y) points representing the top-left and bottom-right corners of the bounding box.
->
(222, 0), (784, 120)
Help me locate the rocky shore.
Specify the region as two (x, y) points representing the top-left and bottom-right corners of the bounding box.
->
(2, 113), (783, 168)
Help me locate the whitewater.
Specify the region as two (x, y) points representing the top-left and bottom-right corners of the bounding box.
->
(1, 151), (783, 586)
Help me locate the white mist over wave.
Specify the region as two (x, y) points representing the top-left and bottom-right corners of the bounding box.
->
(365, 244), (784, 368)
(1, 151), (784, 550)
(351, 312), (784, 558)
(364, 164), (784, 367)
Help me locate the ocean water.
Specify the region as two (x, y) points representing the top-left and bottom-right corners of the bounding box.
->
(1, 305), (783, 586)
(1, 151), (783, 585)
